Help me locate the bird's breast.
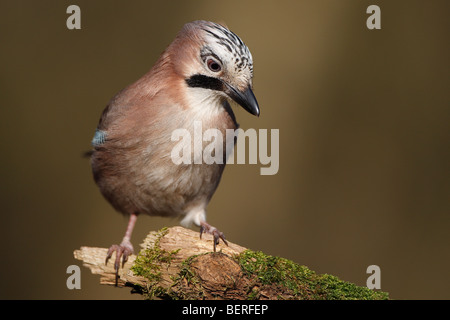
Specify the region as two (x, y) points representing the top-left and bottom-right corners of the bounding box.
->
(92, 98), (237, 218)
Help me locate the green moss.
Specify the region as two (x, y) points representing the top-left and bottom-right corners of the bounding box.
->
(247, 287), (260, 300)
(130, 229), (388, 300)
(131, 227), (180, 299)
(236, 250), (389, 300)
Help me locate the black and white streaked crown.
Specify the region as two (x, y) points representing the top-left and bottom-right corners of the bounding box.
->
(200, 21), (253, 75)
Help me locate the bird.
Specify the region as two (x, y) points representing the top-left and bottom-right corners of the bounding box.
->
(88, 20), (259, 281)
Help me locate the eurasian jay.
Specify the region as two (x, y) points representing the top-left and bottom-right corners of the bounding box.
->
(88, 20), (259, 279)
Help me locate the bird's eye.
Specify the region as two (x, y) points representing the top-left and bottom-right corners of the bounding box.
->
(207, 58), (222, 72)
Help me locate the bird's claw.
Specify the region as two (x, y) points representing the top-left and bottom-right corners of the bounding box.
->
(200, 223), (228, 252)
(105, 242), (134, 286)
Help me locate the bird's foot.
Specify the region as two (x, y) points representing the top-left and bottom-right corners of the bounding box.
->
(199, 222), (228, 252)
(105, 239), (134, 286)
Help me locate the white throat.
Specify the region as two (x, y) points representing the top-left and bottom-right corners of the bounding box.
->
(185, 87), (227, 120)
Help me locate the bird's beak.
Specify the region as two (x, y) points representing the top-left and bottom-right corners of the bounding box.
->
(223, 83), (260, 117)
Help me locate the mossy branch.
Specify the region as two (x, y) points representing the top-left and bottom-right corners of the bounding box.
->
(73, 226), (388, 300)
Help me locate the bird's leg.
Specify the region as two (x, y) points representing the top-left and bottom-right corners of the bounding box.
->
(199, 221), (228, 252)
(105, 213), (137, 285)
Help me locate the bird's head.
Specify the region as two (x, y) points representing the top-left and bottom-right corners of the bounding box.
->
(168, 20), (260, 117)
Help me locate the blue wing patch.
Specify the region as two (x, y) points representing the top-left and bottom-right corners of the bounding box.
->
(91, 129), (107, 147)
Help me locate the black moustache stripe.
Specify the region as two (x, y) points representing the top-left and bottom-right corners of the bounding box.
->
(185, 74), (224, 91)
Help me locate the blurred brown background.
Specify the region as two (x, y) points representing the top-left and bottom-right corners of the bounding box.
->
(0, 0), (448, 299)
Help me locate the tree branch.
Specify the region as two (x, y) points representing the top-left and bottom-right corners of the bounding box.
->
(74, 226), (388, 300)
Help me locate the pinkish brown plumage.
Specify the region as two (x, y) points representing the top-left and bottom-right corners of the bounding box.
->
(89, 20), (259, 282)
